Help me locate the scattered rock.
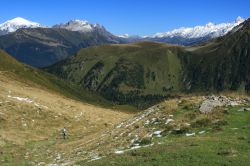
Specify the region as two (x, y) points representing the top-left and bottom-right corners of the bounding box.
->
(165, 119), (174, 125)
(217, 149), (237, 156)
(185, 133), (195, 137)
(198, 131), (206, 134)
(238, 107), (250, 112)
(144, 120), (150, 125)
(237, 108), (245, 112)
(199, 95), (245, 114)
(199, 99), (224, 114)
(229, 101), (239, 106)
(37, 162), (47, 166)
(115, 150), (124, 154)
(153, 130), (162, 137)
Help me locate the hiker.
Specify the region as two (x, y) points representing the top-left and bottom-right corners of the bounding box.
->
(61, 127), (67, 140)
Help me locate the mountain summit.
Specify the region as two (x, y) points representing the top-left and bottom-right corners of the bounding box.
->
(53, 19), (105, 33)
(0, 17), (43, 35)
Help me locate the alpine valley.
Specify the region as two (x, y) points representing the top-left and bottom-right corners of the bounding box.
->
(47, 19), (250, 108)
(0, 13), (250, 166)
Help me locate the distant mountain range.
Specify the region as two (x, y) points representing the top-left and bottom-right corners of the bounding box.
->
(0, 16), (245, 42)
(0, 16), (247, 68)
(119, 16), (245, 45)
(152, 16), (245, 38)
(0, 18), (124, 67)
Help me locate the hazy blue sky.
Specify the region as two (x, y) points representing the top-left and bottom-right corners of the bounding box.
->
(0, 0), (249, 35)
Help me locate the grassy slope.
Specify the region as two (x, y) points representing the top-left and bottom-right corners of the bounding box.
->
(86, 99), (250, 166)
(0, 50), (136, 110)
(0, 69), (132, 166)
(47, 19), (250, 108)
(47, 42), (184, 108)
(0, 50), (133, 166)
(182, 21), (250, 92)
(51, 42), (183, 94)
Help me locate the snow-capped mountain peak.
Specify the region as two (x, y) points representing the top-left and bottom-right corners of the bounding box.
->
(205, 22), (214, 28)
(53, 19), (96, 32)
(0, 17), (42, 34)
(152, 16), (245, 39)
(236, 16), (245, 23)
(118, 34), (130, 38)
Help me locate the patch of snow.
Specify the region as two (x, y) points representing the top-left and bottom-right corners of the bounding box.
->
(8, 95), (33, 103)
(7, 95), (48, 109)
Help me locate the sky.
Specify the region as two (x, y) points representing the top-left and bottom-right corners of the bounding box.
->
(0, 0), (249, 35)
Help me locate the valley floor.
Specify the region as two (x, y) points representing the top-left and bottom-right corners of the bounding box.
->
(0, 71), (250, 166)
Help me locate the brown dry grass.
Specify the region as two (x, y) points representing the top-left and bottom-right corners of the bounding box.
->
(0, 71), (133, 164)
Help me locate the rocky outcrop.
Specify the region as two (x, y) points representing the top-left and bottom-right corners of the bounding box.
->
(199, 95), (249, 114)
